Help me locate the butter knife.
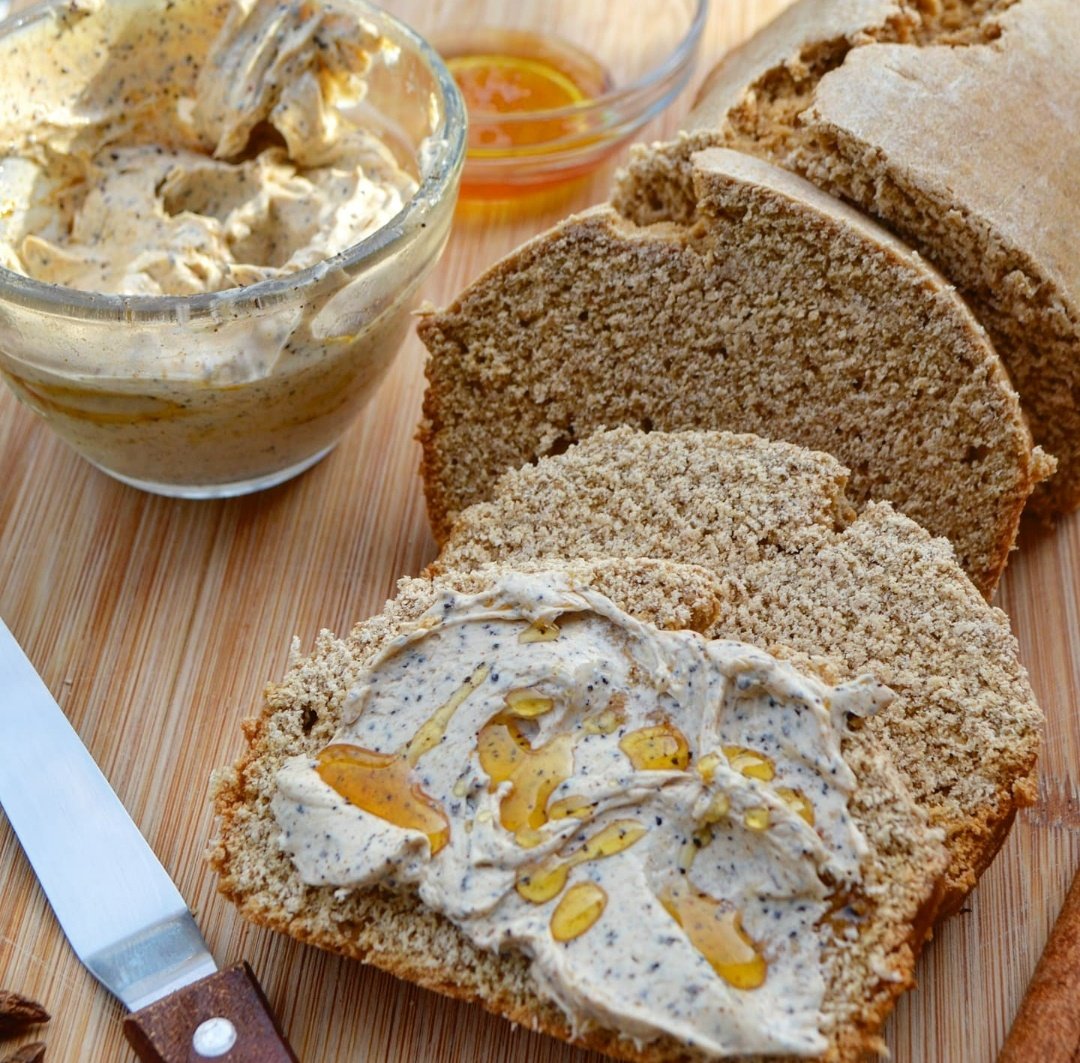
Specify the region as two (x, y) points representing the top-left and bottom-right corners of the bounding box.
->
(0, 618), (298, 1062)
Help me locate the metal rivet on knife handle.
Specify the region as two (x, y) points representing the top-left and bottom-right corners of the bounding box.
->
(192, 1017), (238, 1057)
(122, 963), (299, 1063)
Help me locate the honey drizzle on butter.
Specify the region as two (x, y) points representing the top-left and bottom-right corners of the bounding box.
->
(722, 745), (775, 782)
(743, 807), (771, 832)
(776, 787), (815, 826)
(406, 666), (492, 765)
(518, 617), (561, 643)
(316, 745), (452, 853)
(551, 882), (608, 942)
(660, 879), (768, 990)
(516, 819), (647, 904)
(619, 721), (691, 772)
(581, 692), (627, 735)
(665, 782), (769, 989)
(477, 685), (573, 840)
(546, 794), (596, 821)
(315, 664), (490, 854)
(503, 688), (555, 718)
(703, 744), (815, 830)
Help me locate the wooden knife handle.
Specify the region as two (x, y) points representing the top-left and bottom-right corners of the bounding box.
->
(123, 962), (299, 1063)
(998, 866), (1080, 1063)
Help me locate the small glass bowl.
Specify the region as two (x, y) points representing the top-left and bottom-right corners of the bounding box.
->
(0, 0), (465, 497)
(381, 0), (708, 197)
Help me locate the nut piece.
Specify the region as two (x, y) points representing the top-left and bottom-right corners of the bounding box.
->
(0, 994), (49, 1039)
(2, 1042), (46, 1063)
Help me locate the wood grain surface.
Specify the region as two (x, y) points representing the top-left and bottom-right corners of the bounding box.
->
(1, 2), (1078, 1061)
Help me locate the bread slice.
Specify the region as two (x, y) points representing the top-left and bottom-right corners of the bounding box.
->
(417, 148), (1049, 599)
(211, 557), (948, 1062)
(614, 0), (1080, 518)
(433, 428), (1043, 915)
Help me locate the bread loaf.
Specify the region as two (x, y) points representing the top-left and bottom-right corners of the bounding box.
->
(615, 0), (1079, 518)
(434, 427), (1043, 914)
(418, 148), (1050, 598)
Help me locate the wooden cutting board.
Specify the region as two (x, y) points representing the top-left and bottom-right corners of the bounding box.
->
(1, 2), (1077, 1060)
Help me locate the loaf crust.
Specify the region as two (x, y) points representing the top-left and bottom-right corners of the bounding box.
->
(418, 149), (1048, 598)
(615, 0), (1078, 518)
(998, 869), (1080, 1062)
(211, 558), (948, 1063)
(434, 428), (1043, 915)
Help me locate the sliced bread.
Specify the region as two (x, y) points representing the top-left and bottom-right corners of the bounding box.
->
(615, 0), (1080, 518)
(211, 557), (948, 1062)
(418, 148), (1049, 598)
(433, 427), (1044, 914)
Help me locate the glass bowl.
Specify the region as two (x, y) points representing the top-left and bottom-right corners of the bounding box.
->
(0, 0), (466, 498)
(380, 0), (708, 198)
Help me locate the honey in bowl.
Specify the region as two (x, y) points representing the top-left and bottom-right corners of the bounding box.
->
(435, 27), (614, 195)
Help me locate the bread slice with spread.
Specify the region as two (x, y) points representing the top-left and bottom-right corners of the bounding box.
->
(211, 557), (948, 1061)
(434, 428), (1043, 916)
(615, 0), (1080, 519)
(417, 148), (1049, 599)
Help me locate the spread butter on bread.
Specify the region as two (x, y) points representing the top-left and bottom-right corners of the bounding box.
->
(211, 559), (948, 1062)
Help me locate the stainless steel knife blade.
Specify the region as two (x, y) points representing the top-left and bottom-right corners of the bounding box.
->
(0, 618), (297, 1061)
(0, 619), (215, 1010)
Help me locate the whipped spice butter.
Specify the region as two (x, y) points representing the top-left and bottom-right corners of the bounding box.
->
(0, 0), (415, 294)
(0, 0), (436, 490)
(274, 574), (891, 1056)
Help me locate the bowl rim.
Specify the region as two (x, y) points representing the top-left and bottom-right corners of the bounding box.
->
(0, 0), (467, 323)
(456, 0), (709, 130)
